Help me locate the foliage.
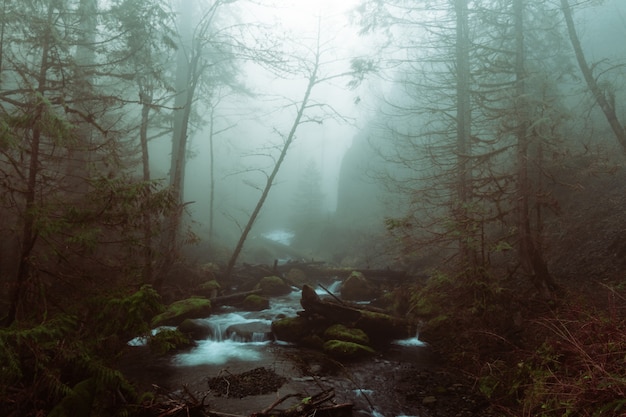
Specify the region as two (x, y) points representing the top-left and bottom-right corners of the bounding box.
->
(0, 285), (165, 416)
(147, 329), (193, 355)
(518, 299), (626, 416)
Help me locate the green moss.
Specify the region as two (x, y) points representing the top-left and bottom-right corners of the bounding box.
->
(257, 276), (292, 296)
(242, 294), (270, 311)
(324, 324), (369, 345)
(323, 339), (375, 359)
(151, 297), (212, 327)
(271, 316), (311, 342)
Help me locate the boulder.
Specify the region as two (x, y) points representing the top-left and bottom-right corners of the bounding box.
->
(323, 339), (375, 360)
(324, 324), (370, 346)
(151, 297), (212, 327)
(241, 294), (270, 311)
(271, 316), (313, 343)
(198, 279), (221, 299)
(257, 276), (292, 296)
(226, 321), (273, 342)
(177, 319), (212, 340)
(340, 271), (377, 301)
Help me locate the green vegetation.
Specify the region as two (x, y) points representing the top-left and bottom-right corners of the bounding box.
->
(151, 297), (212, 327)
(322, 340), (375, 359)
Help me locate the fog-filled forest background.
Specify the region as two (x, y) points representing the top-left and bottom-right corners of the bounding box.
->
(2, 0), (626, 416)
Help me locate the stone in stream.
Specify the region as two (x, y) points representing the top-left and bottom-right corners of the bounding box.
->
(225, 321), (273, 342)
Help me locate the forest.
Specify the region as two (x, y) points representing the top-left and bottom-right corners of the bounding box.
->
(1, 0), (626, 416)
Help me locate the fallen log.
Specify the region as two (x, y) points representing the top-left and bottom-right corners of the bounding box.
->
(300, 285), (415, 342)
(211, 289), (263, 307)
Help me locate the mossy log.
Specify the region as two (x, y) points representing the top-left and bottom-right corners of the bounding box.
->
(300, 285), (415, 342)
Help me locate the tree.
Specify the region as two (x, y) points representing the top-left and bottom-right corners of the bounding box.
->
(560, 0), (626, 152)
(223, 19), (367, 279)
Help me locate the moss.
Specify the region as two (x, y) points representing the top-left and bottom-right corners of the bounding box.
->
(242, 294), (270, 311)
(257, 276), (292, 296)
(271, 316), (312, 343)
(323, 339), (375, 360)
(324, 324), (370, 345)
(151, 297), (212, 327)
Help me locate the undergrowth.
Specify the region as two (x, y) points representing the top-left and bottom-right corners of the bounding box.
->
(0, 284), (163, 417)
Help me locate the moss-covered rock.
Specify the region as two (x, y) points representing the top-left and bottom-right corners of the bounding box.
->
(177, 318), (212, 340)
(198, 279), (221, 298)
(324, 324), (370, 345)
(323, 339), (375, 360)
(272, 316), (312, 343)
(257, 276), (292, 296)
(356, 309), (416, 342)
(151, 297), (212, 327)
(242, 294), (270, 311)
(340, 271), (377, 301)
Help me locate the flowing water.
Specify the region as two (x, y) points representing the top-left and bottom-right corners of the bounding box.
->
(125, 280), (434, 417)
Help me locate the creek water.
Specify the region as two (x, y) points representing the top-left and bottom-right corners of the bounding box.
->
(127, 281), (435, 417)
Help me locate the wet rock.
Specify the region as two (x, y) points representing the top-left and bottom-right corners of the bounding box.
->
(257, 276), (292, 296)
(323, 339), (375, 360)
(242, 294), (270, 311)
(177, 319), (211, 340)
(225, 321), (273, 342)
(324, 324), (370, 346)
(151, 297), (212, 327)
(340, 271), (377, 301)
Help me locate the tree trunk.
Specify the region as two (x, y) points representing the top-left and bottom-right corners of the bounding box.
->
(139, 81), (154, 284)
(223, 35), (321, 281)
(4, 2), (54, 326)
(454, 0), (476, 271)
(514, 0), (555, 298)
(560, 0), (626, 152)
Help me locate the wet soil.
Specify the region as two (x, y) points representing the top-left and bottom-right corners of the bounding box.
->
(120, 341), (493, 417)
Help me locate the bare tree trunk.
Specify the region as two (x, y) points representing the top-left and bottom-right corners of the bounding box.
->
(454, 0), (476, 272)
(514, 0), (555, 299)
(560, 0), (626, 151)
(139, 81), (154, 284)
(223, 32), (323, 281)
(4, 2), (54, 326)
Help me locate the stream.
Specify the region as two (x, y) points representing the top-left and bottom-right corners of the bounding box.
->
(122, 283), (465, 417)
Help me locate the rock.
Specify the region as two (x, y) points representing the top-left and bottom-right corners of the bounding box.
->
(340, 271), (377, 301)
(226, 321), (273, 342)
(285, 268), (308, 287)
(322, 339), (375, 360)
(272, 316), (313, 343)
(324, 324), (370, 346)
(151, 297), (212, 327)
(241, 294), (270, 311)
(198, 279), (221, 298)
(257, 276), (292, 296)
(177, 319), (211, 340)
